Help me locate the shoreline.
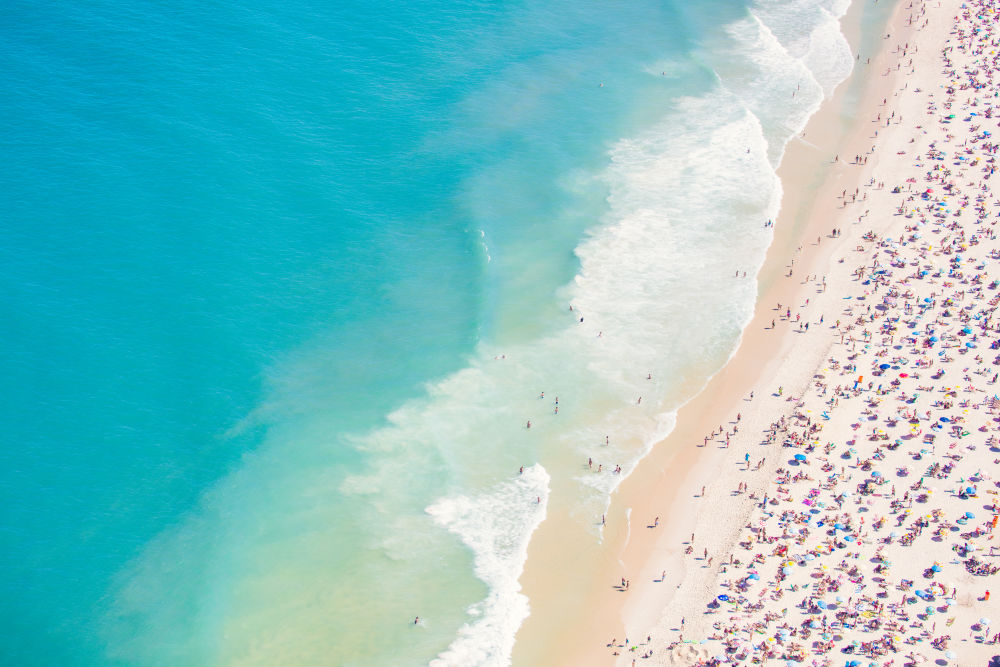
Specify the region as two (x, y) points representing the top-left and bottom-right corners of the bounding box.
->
(512, 0), (934, 663)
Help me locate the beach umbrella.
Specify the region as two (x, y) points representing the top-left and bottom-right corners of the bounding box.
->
(844, 535), (856, 542)
(965, 511), (975, 519)
(966, 486), (975, 494)
(872, 470), (882, 477)
(835, 596), (844, 603)
(748, 573), (759, 580)
(940, 417), (950, 422)
(795, 453), (807, 462)
(946, 598), (956, 606)
(926, 606), (935, 615)
(879, 363), (891, 370)
(980, 617), (991, 626)
(782, 566), (793, 575)
(945, 650), (956, 661)
(899, 373), (908, 378)
(890, 531), (899, 538)
(817, 600), (827, 609)
(717, 594), (729, 602)
(834, 523), (845, 530)
(805, 554), (815, 561)
(931, 564), (941, 572)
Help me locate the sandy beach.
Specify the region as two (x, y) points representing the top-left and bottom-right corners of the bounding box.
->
(514, 0), (1000, 665)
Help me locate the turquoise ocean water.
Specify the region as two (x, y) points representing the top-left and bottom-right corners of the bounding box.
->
(0, 0), (890, 664)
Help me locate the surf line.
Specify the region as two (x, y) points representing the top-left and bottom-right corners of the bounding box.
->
(620, 507), (632, 556)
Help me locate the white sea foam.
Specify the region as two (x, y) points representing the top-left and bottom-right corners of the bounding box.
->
(753, 0), (853, 96)
(426, 464), (550, 667)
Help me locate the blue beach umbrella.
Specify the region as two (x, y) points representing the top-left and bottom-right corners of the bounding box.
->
(795, 453), (807, 462)
(817, 600), (827, 609)
(879, 363), (891, 370)
(872, 471), (882, 477)
(965, 511), (975, 519)
(844, 535), (856, 542)
(932, 564), (942, 572)
(717, 594), (729, 601)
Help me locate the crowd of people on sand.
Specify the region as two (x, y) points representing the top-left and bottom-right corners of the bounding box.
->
(600, 0), (1000, 665)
